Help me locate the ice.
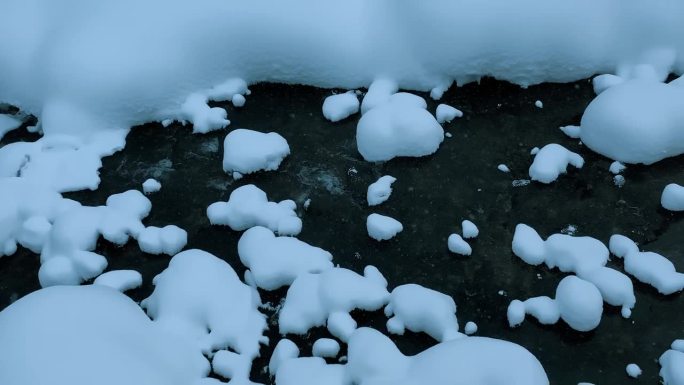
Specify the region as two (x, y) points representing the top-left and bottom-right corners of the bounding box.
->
(322, 91), (359, 122)
(312, 338), (340, 358)
(269, 339), (300, 377)
(367, 175), (396, 206)
(385, 283), (461, 342)
(626, 363), (642, 378)
(237, 226), (333, 291)
(278, 266), (389, 341)
(367, 213), (403, 241)
(142, 178), (162, 194)
(207, 184), (302, 236)
(513, 224), (635, 316)
(509, 276), (603, 332)
(462, 219), (479, 239)
(93, 270), (142, 292)
(662, 183), (684, 211)
(580, 77), (684, 164)
(529, 144), (584, 184)
(448, 233), (472, 256)
(357, 92), (444, 162)
(435, 103), (463, 123)
(141, 249), (267, 362)
(137, 225), (187, 256)
(610, 234), (684, 295)
(222, 129), (290, 175)
(0, 285), (209, 385)
(0, 113), (21, 140)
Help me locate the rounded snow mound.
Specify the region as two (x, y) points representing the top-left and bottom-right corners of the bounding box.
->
(0, 285), (208, 385)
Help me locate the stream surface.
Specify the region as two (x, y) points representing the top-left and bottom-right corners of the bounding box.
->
(1, 78), (683, 384)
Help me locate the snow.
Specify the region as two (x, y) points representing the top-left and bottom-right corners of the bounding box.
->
(435, 104), (463, 123)
(498, 164), (510, 173)
(610, 234), (684, 295)
(367, 213), (403, 241)
(367, 175), (396, 206)
(593, 74), (625, 94)
(385, 284), (461, 342)
(0, 285), (209, 385)
(237, 226), (333, 291)
(529, 144), (584, 184)
(142, 178), (162, 194)
(222, 129), (290, 175)
(513, 224), (635, 317)
(138, 225), (187, 256)
(626, 363), (642, 378)
(141, 249), (267, 362)
(207, 184), (302, 235)
(312, 338), (340, 358)
(269, 339), (300, 376)
(322, 91), (359, 122)
(464, 321), (478, 335)
(357, 91), (444, 162)
(662, 184), (684, 211)
(580, 77), (684, 164)
(660, 348), (684, 385)
(534, 100), (543, 108)
(93, 270), (143, 292)
(179, 93), (229, 134)
(509, 276), (603, 332)
(232, 94), (246, 107)
(448, 233), (472, 256)
(462, 219), (479, 238)
(278, 266), (389, 341)
(0, 113), (21, 140)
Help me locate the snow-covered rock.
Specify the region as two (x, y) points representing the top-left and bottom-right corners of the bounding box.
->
(207, 184), (302, 235)
(357, 92), (444, 161)
(322, 91), (359, 122)
(626, 363), (642, 378)
(278, 266), (389, 342)
(580, 78), (684, 165)
(662, 183), (684, 211)
(237, 226), (333, 291)
(312, 338), (340, 358)
(509, 275), (603, 332)
(659, 341), (684, 385)
(367, 213), (403, 241)
(0, 285), (209, 385)
(448, 234), (472, 256)
(142, 249), (267, 361)
(435, 104), (463, 123)
(222, 129), (290, 175)
(93, 270), (143, 292)
(385, 284), (461, 342)
(367, 175), (396, 206)
(462, 220), (479, 239)
(529, 144), (584, 184)
(142, 178), (162, 194)
(137, 225), (187, 256)
(610, 234), (684, 295)
(513, 224), (635, 317)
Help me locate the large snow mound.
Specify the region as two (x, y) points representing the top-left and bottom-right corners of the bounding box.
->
(0, 285), (209, 385)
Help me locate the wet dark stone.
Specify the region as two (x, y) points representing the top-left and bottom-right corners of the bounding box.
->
(1, 77), (683, 384)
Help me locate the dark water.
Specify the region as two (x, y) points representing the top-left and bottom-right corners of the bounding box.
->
(1, 78), (683, 384)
